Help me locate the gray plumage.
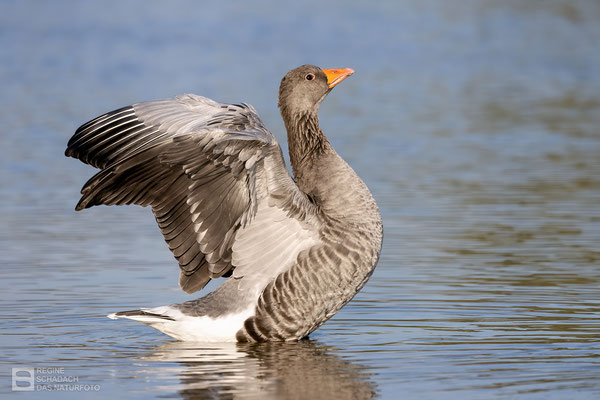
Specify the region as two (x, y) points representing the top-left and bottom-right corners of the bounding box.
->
(66, 65), (383, 342)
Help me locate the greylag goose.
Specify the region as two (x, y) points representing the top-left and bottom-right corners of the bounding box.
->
(65, 65), (383, 342)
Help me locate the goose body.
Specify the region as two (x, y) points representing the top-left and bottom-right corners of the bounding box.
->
(67, 65), (383, 342)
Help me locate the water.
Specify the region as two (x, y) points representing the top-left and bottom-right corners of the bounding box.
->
(1, 1), (599, 398)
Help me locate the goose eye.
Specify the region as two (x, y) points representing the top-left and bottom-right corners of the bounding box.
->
(305, 73), (315, 81)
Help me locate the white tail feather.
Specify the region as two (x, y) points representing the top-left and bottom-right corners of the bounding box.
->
(107, 306), (255, 342)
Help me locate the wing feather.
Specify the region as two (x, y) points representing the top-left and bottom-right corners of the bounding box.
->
(66, 94), (320, 294)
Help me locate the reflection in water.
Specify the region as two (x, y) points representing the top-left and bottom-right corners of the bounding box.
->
(143, 341), (376, 400)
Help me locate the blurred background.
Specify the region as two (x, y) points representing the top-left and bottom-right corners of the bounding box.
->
(1, 1), (599, 399)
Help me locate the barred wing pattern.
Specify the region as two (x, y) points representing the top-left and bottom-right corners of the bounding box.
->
(66, 94), (320, 294)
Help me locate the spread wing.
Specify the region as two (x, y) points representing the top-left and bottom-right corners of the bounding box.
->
(66, 94), (321, 293)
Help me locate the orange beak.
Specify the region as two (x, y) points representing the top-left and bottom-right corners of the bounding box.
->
(322, 68), (355, 88)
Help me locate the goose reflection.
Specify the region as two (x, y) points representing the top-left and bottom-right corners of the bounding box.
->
(144, 340), (377, 399)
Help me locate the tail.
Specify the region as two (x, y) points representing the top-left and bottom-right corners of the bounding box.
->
(107, 304), (255, 342)
(107, 306), (176, 324)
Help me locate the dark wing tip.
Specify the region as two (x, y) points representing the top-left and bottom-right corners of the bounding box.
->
(64, 146), (77, 159)
(64, 105), (137, 166)
(179, 270), (211, 294)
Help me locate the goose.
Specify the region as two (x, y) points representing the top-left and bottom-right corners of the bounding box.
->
(65, 65), (383, 342)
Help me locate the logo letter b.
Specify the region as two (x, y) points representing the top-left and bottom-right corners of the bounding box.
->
(12, 368), (34, 391)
